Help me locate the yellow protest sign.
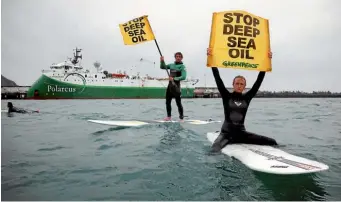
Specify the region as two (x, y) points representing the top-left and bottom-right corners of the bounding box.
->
(207, 10), (272, 72)
(119, 15), (155, 45)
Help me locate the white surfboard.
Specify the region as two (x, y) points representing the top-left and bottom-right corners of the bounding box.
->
(87, 119), (221, 127)
(152, 119), (221, 125)
(87, 120), (150, 127)
(207, 132), (329, 175)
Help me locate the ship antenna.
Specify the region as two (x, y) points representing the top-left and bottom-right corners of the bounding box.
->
(94, 61), (101, 71)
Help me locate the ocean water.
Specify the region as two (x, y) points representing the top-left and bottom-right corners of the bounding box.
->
(1, 98), (341, 201)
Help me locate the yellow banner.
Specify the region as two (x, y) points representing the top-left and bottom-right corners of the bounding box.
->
(207, 10), (272, 72)
(119, 15), (155, 45)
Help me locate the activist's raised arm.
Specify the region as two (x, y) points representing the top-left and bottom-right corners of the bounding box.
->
(207, 48), (230, 97)
(245, 51), (272, 99)
(160, 61), (170, 69)
(245, 71), (265, 99)
(160, 57), (170, 69)
(174, 65), (187, 81)
(212, 67), (230, 98)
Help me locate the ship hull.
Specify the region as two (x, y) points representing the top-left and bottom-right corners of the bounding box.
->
(27, 75), (195, 99)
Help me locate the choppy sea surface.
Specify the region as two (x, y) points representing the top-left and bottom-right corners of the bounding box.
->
(1, 98), (341, 201)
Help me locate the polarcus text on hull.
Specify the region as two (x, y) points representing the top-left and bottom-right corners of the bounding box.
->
(47, 85), (76, 93)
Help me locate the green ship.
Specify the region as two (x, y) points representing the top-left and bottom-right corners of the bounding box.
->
(27, 48), (199, 99)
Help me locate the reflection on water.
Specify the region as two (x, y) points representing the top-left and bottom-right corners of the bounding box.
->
(211, 157), (329, 201)
(2, 98), (340, 200)
(254, 172), (329, 201)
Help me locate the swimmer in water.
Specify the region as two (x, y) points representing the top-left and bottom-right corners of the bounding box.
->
(206, 48), (278, 152)
(7, 102), (39, 114)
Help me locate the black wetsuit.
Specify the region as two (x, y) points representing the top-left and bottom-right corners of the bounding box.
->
(211, 67), (277, 152)
(160, 61), (187, 119)
(8, 107), (28, 113)
(7, 102), (38, 114)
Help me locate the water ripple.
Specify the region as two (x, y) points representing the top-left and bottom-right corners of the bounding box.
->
(37, 146), (68, 152)
(1, 98), (341, 201)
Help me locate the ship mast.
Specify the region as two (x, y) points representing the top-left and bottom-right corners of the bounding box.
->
(71, 47), (83, 65)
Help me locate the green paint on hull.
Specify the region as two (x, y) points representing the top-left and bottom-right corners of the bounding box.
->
(27, 75), (195, 99)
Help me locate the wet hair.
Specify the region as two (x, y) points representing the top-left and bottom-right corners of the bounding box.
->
(233, 75), (246, 85)
(7, 102), (13, 108)
(174, 52), (183, 58)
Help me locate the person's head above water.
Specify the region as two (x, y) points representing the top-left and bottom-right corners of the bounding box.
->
(7, 102), (13, 108)
(232, 75), (246, 93)
(174, 52), (183, 63)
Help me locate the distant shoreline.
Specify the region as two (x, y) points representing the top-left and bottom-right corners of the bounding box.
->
(196, 96), (341, 98)
(255, 95), (341, 98)
(255, 91), (341, 98)
(1, 86), (341, 100)
(195, 91), (341, 98)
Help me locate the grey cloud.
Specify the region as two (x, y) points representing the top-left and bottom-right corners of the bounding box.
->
(1, 0), (340, 92)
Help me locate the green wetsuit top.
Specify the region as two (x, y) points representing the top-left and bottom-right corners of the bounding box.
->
(160, 61), (187, 85)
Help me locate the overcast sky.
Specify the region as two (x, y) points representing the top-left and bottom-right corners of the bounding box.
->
(1, 0), (340, 92)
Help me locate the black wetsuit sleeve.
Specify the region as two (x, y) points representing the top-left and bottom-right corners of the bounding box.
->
(11, 107), (27, 113)
(246, 71), (265, 99)
(211, 67), (230, 98)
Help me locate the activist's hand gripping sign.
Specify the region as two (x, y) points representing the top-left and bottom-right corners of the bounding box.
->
(119, 15), (155, 45)
(207, 10), (272, 72)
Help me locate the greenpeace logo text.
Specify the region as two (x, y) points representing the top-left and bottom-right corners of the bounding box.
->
(222, 61), (259, 68)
